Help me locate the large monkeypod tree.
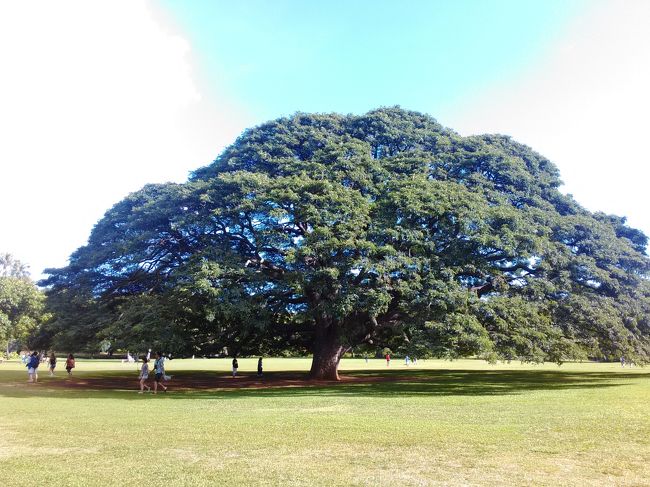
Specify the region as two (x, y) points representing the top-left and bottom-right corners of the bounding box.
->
(42, 108), (650, 379)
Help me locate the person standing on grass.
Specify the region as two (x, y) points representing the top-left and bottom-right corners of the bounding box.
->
(232, 356), (239, 378)
(65, 354), (75, 376)
(153, 352), (168, 393)
(48, 352), (57, 376)
(27, 351), (39, 382)
(138, 357), (151, 393)
(386, 353), (391, 366)
(257, 357), (263, 377)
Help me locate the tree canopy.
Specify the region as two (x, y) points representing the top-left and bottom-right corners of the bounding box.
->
(41, 107), (650, 378)
(0, 253), (31, 278)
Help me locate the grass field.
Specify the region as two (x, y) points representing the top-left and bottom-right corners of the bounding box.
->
(1, 358), (649, 486)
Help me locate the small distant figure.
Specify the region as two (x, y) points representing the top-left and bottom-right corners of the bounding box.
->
(620, 356), (625, 367)
(65, 354), (75, 376)
(138, 357), (151, 393)
(386, 353), (391, 367)
(257, 357), (263, 377)
(364, 353), (369, 364)
(27, 351), (39, 382)
(232, 356), (239, 378)
(20, 352), (28, 364)
(49, 352), (57, 376)
(146, 348), (151, 361)
(413, 357), (418, 366)
(153, 352), (168, 393)
(405, 355), (410, 366)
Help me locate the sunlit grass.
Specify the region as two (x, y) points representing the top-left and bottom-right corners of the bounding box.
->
(1, 358), (648, 485)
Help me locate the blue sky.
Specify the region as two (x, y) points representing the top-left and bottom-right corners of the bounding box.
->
(1, 0), (648, 278)
(160, 0), (583, 123)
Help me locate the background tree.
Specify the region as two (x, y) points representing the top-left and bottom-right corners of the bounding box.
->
(0, 253), (30, 278)
(41, 108), (650, 378)
(0, 254), (45, 357)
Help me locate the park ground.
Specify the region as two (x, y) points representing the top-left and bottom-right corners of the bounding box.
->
(0, 357), (649, 486)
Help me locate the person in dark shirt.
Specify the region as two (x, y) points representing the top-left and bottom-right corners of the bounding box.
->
(153, 351), (168, 394)
(49, 352), (57, 376)
(232, 356), (239, 378)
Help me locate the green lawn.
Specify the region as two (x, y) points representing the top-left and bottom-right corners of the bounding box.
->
(1, 358), (648, 486)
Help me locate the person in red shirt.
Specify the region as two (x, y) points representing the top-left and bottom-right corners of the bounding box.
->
(65, 354), (75, 376)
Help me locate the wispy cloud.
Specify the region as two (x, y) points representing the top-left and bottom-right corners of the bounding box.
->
(0, 0), (250, 277)
(446, 0), (650, 238)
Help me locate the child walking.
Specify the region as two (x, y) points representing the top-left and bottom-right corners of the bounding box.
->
(49, 352), (57, 376)
(139, 357), (151, 393)
(65, 354), (75, 376)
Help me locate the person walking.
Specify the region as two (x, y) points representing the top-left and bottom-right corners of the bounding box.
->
(232, 356), (239, 378)
(138, 357), (151, 393)
(153, 352), (168, 393)
(257, 357), (263, 377)
(65, 354), (75, 376)
(27, 351), (39, 382)
(48, 352), (57, 376)
(385, 353), (391, 367)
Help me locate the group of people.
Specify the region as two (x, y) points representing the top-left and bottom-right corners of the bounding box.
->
(21, 349), (266, 393)
(384, 353), (418, 366)
(136, 354), (264, 394)
(138, 351), (168, 394)
(231, 356), (264, 378)
(24, 351), (75, 382)
(232, 355), (264, 378)
(620, 356), (636, 367)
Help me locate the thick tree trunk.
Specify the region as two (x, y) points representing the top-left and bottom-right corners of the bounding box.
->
(309, 320), (345, 381)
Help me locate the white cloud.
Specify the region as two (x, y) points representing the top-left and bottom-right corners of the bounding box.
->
(445, 0), (650, 241)
(0, 0), (250, 279)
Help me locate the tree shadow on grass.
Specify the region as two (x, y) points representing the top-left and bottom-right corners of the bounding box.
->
(180, 369), (648, 400)
(0, 368), (646, 401)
